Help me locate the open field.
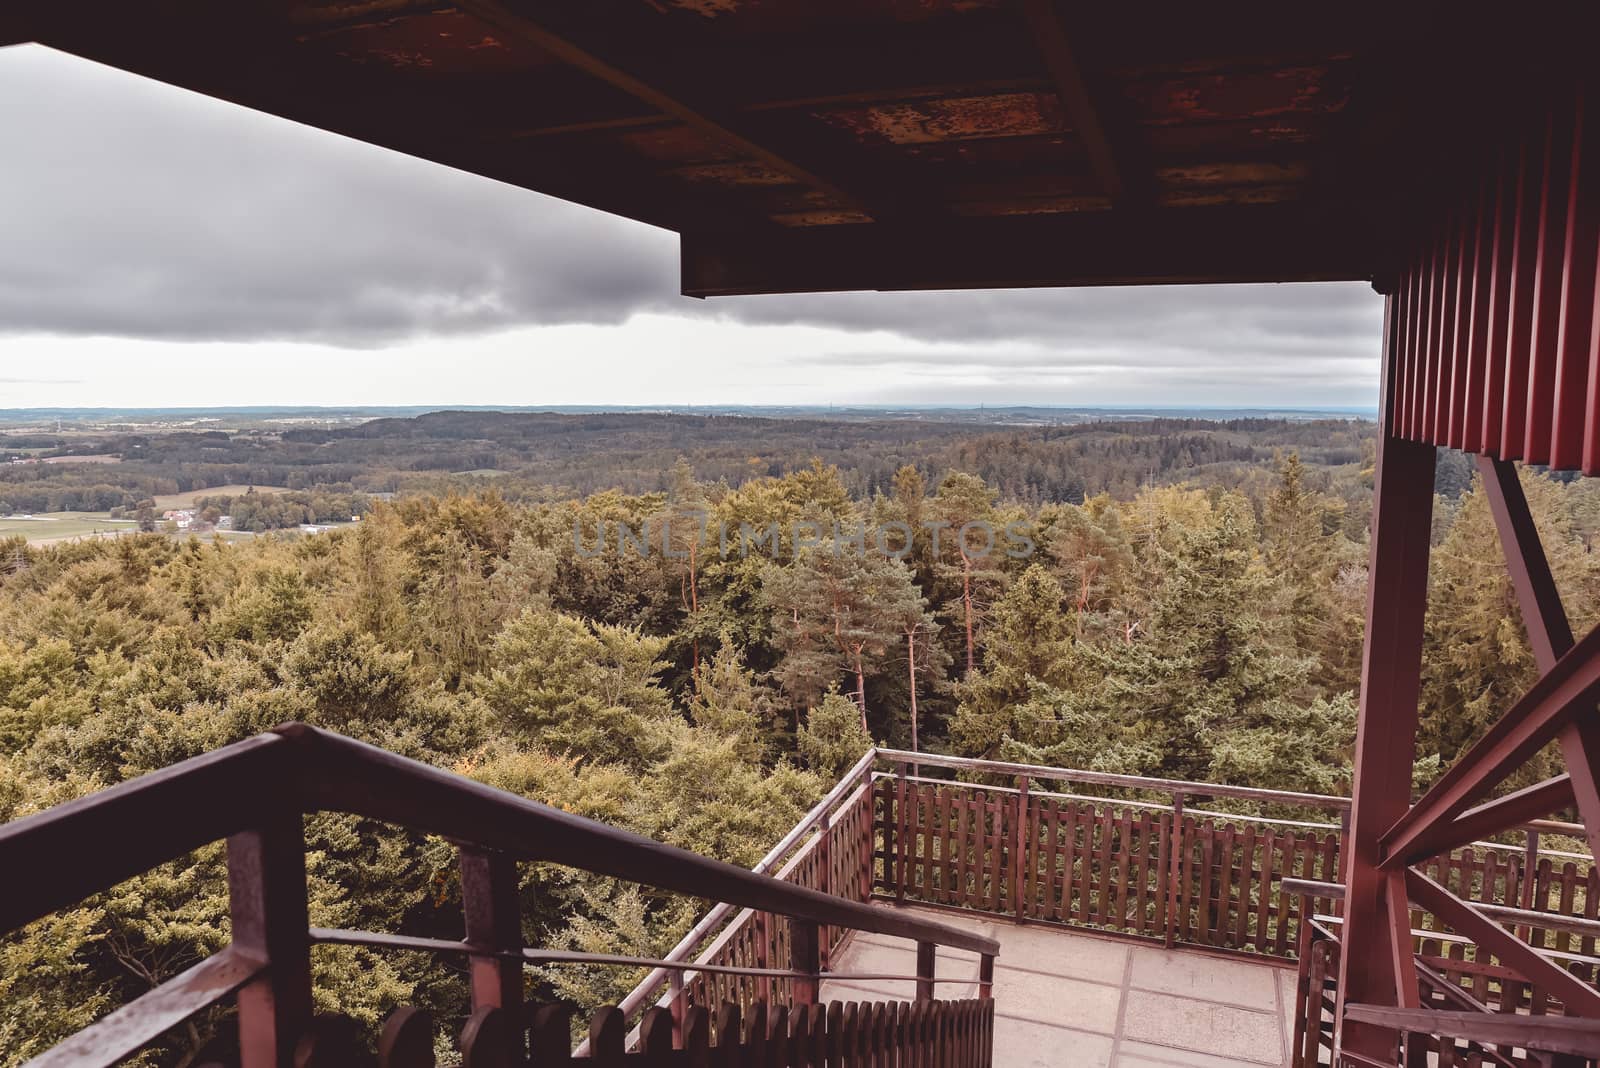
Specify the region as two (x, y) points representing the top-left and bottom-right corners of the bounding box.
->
(0, 511), (137, 544)
(151, 485), (290, 509)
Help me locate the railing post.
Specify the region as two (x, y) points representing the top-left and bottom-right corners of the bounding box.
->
(916, 941), (935, 1002)
(895, 762), (910, 905)
(817, 820), (834, 971)
(1011, 776), (1029, 921)
(228, 812), (313, 1068)
(754, 910), (771, 1007)
(791, 919), (821, 1008)
(668, 970), (687, 1049)
(460, 846), (523, 1058)
(1520, 828), (1539, 941)
(1165, 792), (1185, 950)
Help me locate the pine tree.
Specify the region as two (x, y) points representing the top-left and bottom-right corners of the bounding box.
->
(929, 473), (1006, 674)
(798, 687), (873, 778)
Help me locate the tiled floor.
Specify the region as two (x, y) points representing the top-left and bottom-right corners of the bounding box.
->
(820, 906), (1296, 1068)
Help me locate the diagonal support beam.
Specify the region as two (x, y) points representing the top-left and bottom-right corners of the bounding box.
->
(1478, 455), (1600, 861)
(1384, 869), (1421, 1009)
(1427, 772), (1576, 857)
(1019, 0), (1146, 207)
(454, 0), (884, 220)
(1382, 619), (1600, 866)
(1478, 456), (1574, 665)
(1406, 869), (1600, 1017)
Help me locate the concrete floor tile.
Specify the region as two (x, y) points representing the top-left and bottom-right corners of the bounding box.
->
(992, 967), (1122, 1033)
(1120, 990), (1284, 1065)
(1128, 947), (1282, 1011)
(992, 1018), (1115, 1068)
(826, 903), (1296, 1067)
(988, 925), (1131, 986)
(1119, 1038), (1286, 1068)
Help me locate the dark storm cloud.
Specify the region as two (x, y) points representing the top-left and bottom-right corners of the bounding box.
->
(0, 44), (1383, 373)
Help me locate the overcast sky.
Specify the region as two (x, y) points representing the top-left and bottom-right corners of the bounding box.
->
(0, 44), (1384, 411)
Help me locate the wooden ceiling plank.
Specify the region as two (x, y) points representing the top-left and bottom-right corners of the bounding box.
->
(1019, 0), (1145, 207)
(31, 4), (743, 235)
(454, 0), (883, 219)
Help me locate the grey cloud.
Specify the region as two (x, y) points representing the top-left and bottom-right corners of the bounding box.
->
(0, 45), (684, 346)
(1, 44), (1382, 391)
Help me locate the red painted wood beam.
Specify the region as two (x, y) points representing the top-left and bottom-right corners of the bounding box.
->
(1406, 869), (1600, 1017)
(1338, 297), (1436, 1060)
(1413, 773), (1575, 860)
(1381, 618), (1600, 867)
(1552, 89), (1599, 470)
(1344, 1003), (1600, 1060)
(1478, 455), (1600, 861)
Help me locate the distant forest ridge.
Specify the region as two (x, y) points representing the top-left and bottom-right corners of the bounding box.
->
(0, 408), (1386, 516)
(0, 404), (1378, 425)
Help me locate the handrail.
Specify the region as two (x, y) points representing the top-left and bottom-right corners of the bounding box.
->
(876, 747), (1351, 810)
(879, 749), (1592, 840)
(607, 746), (880, 1026)
(1343, 1005), (1600, 1060)
(1284, 877), (1600, 943)
(0, 726), (995, 958)
(309, 925), (979, 984)
(876, 771), (1346, 830)
(0, 732), (291, 933)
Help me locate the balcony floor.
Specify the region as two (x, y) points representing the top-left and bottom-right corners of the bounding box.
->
(820, 905), (1296, 1068)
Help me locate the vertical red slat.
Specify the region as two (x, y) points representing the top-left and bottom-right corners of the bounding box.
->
(1553, 90), (1599, 470)
(1392, 263), (1413, 435)
(1586, 229), (1600, 474)
(1524, 100), (1576, 465)
(1404, 257), (1424, 440)
(1481, 149), (1513, 456)
(1421, 219), (1447, 442)
(1448, 183), (1477, 449)
(1461, 174), (1494, 451)
(1411, 246), (1432, 439)
(1434, 209), (1461, 445)
(1504, 134), (1541, 460)
(1446, 202), (1465, 444)
(1401, 260), (1414, 441)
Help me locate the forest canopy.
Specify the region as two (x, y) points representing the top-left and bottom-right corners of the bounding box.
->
(2, 411), (1596, 1065)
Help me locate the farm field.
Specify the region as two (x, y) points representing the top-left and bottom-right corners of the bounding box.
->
(0, 511), (136, 544)
(150, 485), (290, 509)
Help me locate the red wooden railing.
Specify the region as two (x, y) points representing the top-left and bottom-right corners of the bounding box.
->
(1288, 863), (1600, 1067)
(604, 747), (1600, 1068)
(0, 727), (997, 1067)
(872, 750), (1350, 957)
(181, 996), (994, 1067)
(605, 746), (1355, 1042)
